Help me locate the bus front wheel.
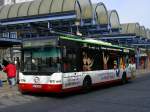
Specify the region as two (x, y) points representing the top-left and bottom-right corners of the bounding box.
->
(82, 76), (92, 92)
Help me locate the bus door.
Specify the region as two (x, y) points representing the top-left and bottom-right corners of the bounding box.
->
(61, 47), (83, 89)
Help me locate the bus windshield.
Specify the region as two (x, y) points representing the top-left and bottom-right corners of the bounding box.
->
(23, 47), (61, 73)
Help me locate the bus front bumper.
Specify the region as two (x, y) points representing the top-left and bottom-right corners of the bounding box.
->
(18, 83), (63, 93)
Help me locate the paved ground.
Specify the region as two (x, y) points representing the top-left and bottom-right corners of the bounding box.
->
(0, 69), (149, 112)
(0, 72), (150, 112)
(0, 83), (39, 109)
(0, 93), (38, 109)
(0, 84), (20, 98)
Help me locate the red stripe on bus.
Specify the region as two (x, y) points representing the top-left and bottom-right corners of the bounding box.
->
(19, 83), (63, 93)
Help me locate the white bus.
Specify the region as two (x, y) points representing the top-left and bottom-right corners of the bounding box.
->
(19, 35), (136, 93)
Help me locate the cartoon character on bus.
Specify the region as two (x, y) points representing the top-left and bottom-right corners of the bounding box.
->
(82, 52), (94, 71)
(102, 52), (109, 70)
(114, 60), (120, 77)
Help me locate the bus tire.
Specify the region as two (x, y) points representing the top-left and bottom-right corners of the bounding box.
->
(82, 76), (92, 92)
(122, 72), (127, 84)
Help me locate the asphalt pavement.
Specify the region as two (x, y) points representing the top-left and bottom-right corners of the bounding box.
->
(0, 70), (150, 112)
(0, 83), (20, 98)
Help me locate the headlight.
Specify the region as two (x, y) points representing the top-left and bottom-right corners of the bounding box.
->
(20, 79), (26, 82)
(50, 80), (55, 83)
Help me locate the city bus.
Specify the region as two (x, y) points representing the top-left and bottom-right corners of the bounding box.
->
(18, 35), (136, 93)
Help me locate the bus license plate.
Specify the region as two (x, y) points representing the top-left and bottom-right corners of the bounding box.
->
(33, 85), (42, 88)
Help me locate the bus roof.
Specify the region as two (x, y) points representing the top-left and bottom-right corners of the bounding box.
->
(60, 36), (134, 51)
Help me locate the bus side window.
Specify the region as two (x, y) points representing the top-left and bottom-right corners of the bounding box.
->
(63, 58), (70, 72)
(107, 56), (114, 69)
(62, 48), (77, 72)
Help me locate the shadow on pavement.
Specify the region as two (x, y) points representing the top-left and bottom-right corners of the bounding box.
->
(21, 81), (132, 99)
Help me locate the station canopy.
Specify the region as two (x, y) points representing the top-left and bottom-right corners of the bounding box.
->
(121, 23), (147, 38)
(146, 29), (150, 39)
(100, 22), (150, 48)
(127, 23), (140, 36)
(139, 26), (147, 38)
(0, 0), (150, 48)
(93, 2), (108, 25)
(0, 0), (111, 27)
(108, 10), (120, 29)
(0, 0), (93, 21)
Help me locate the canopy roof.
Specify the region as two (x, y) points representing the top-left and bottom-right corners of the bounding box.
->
(146, 29), (150, 39)
(108, 10), (120, 29)
(121, 24), (128, 34)
(121, 23), (141, 36)
(140, 26), (147, 38)
(127, 23), (140, 36)
(0, 0), (93, 20)
(0, 0), (113, 27)
(93, 2), (108, 25)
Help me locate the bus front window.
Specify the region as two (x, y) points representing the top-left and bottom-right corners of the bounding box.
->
(23, 47), (61, 73)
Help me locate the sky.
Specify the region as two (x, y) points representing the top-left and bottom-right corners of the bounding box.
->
(91, 0), (150, 29)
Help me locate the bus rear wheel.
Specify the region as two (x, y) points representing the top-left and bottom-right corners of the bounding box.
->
(82, 76), (92, 92)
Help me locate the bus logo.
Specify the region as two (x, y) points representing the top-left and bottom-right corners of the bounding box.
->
(34, 77), (40, 84)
